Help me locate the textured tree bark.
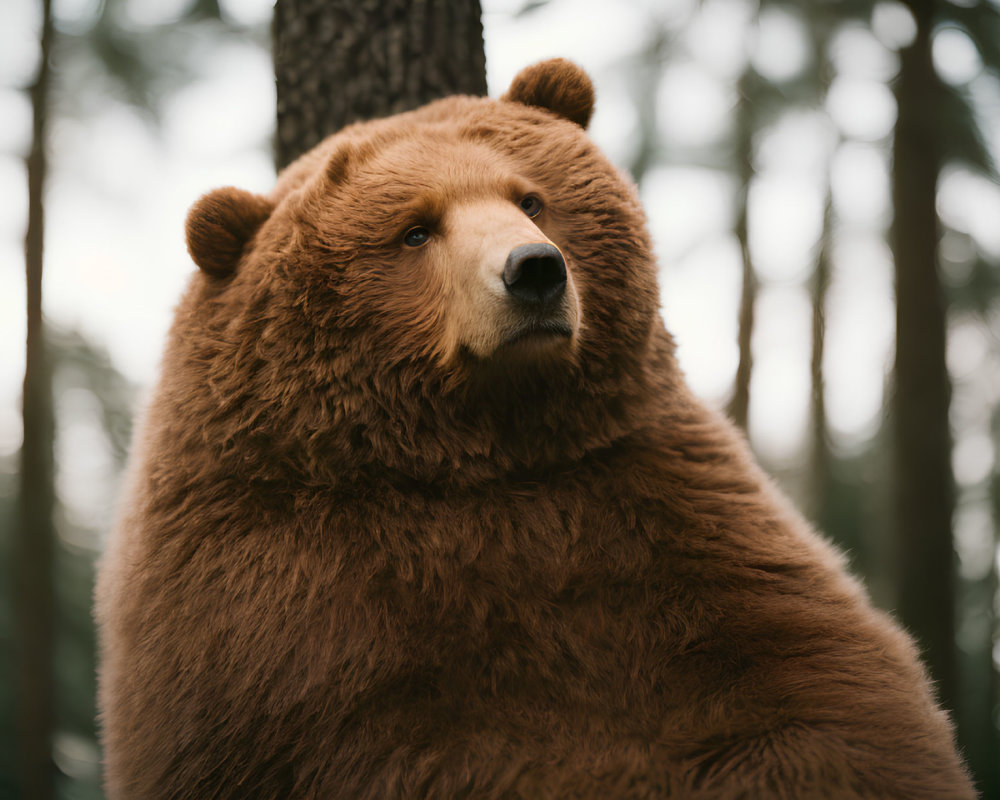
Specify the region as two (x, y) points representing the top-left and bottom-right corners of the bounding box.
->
(890, 0), (956, 715)
(16, 0), (56, 797)
(273, 0), (487, 170)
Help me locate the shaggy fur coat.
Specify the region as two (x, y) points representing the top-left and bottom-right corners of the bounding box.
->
(96, 59), (975, 799)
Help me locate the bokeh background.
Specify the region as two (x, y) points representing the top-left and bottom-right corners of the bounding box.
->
(2, 0), (999, 796)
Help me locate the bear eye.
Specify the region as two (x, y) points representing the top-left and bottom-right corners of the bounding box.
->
(519, 194), (543, 218)
(403, 226), (431, 247)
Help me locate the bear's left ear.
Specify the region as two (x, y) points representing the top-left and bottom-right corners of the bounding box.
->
(185, 187), (274, 278)
(503, 58), (595, 129)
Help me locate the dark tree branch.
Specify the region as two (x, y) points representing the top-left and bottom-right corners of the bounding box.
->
(729, 68), (756, 432)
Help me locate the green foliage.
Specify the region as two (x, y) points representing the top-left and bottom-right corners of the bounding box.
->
(47, 329), (134, 466)
(50, 0), (264, 120)
(944, 2), (1000, 75)
(935, 79), (997, 177)
(2, 328), (133, 799)
(947, 253), (1000, 312)
(929, 2), (1000, 177)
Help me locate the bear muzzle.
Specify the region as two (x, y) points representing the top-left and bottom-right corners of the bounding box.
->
(437, 200), (580, 360)
(497, 242), (578, 350)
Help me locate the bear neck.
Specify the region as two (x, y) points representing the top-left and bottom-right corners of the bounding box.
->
(156, 272), (682, 493)
(291, 333), (675, 490)
(157, 318), (679, 494)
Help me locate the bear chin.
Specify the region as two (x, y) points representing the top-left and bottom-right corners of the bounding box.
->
(501, 322), (574, 349)
(459, 328), (580, 385)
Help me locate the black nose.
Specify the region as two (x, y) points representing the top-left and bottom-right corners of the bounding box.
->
(502, 243), (567, 305)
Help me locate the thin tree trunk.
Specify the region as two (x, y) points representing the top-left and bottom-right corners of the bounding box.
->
(807, 14), (835, 527)
(729, 68), (756, 431)
(273, 0), (487, 169)
(890, 0), (956, 714)
(809, 187), (833, 523)
(626, 31), (667, 186)
(15, 0), (55, 797)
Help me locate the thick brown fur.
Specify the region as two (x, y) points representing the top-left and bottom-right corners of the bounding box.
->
(504, 57), (595, 129)
(97, 59), (975, 799)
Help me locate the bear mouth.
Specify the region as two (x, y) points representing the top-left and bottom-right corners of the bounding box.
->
(500, 318), (574, 349)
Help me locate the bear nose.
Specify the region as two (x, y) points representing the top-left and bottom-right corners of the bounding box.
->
(502, 243), (567, 305)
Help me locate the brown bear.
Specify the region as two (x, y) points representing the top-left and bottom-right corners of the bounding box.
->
(96, 59), (975, 799)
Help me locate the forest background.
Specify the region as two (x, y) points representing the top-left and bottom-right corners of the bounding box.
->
(2, 0), (999, 796)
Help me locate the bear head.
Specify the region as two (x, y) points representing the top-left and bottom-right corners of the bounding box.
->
(174, 59), (672, 485)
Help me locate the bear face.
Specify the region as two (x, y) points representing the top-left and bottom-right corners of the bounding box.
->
(286, 135), (586, 365)
(176, 60), (663, 485)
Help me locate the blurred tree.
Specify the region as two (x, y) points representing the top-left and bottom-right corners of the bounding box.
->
(623, 27), (669, 186)
(4, 329), (134, 800)
(891, 0), (958, 718)
(9, 2), (255, 798)
(273, 0), (488, 168)
(944, 263), (1000, 796)
(50, 329), (134, 800)
(934, 24), (1000, 793)
(890, 0), (996, 713)
(15, 0), (56, 797)
(890, 1), (1000, 793)
(729, 63), (759, 432)
(809, 188), (833, 519)
(986, 424), (1000, 797)
(944, 222), (1000, 800)
(803, 5), (839, 526)
(729, 0), (841, 439)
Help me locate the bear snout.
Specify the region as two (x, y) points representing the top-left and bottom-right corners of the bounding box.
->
(502, 243), (567, 306)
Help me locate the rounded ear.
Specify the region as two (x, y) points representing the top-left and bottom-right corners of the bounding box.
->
(185, 187), (274, 278)
(503, 58), (595, 129)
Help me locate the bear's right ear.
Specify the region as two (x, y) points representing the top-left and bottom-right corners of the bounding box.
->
(185, 187), (274, 278)
(503, 58), (595, 129)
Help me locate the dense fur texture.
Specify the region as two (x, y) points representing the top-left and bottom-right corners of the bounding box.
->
(97, 59), (975, 799)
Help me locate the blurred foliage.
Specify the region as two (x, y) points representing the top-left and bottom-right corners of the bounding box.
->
(50, 0), (267, 121)
(7, 0), (254, 795)
(3, 329), (134, 800)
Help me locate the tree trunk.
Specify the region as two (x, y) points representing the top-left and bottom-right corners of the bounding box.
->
(15, 0), (56, 797)
(809, 187), (832, 523)
(626, 31), (667, 187)
(890, 0), (956, 715)
(729, 68), (756, 432)
(807, 13), (835, 528)
(273, 0), (487, 169)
